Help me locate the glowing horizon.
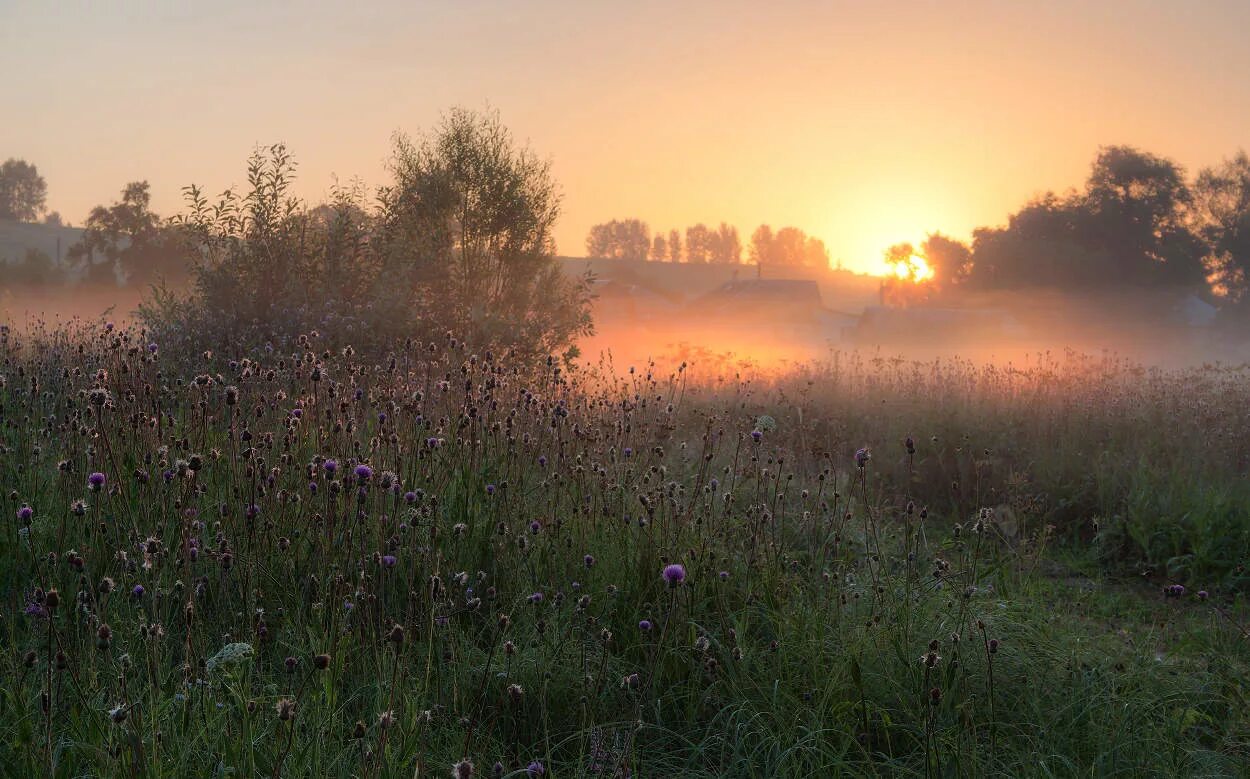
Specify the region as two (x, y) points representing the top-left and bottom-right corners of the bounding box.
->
(3, 1), (1249, 276)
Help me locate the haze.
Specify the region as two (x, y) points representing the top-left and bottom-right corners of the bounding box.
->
(5, 0), (1250, 274)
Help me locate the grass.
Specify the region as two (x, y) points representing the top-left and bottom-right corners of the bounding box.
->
(0, 321), (1247, 777)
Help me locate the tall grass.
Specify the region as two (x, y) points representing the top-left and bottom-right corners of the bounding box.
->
(0, 322), (1246, 777)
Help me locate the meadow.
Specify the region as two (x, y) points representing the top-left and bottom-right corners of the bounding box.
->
(2, 321), (1248, 778)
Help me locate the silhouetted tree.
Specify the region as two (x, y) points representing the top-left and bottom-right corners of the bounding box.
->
(749, 225), (774, 264)
(803, 236), (830, 269)
(709, 222), (741, 263)
(585, 219), (649, 260)
(966, 146), (1205, 291)
(650, 234), (667, 261)
(667, 229), (681, 262)
(1192, 151), (1250, 300)
(0, 159), (47, 222)
(772, 227), (807, 266)
(68, 181), (186, 286)
(920, 232), (970, 288)
(685, 223), (712, 263)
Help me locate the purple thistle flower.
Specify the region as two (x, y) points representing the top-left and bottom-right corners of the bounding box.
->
(132, 585), (145, 598)
(381, 554), (397, 568)
(527, 761), (545, 776)
(662, 563), (687, 586)
(308, 481), (318, 493)
(485, 483), (496, 495)
(324, 459), (338, 474)
(528, 592), (544, 604)
(639, 619), (653, 631)
(147, 343), (158, 353)
(538, 455), (547, 467)
(623, 447), (633, 457)
(404, 491), (417, 504)
(855, 447), (871, 468)
(23, 601), (48, 619)
(751, 430), (763, 443)
(529, 520), (542, 534)
(354, 464), (373, 481)
(584, 554), (595, 568)
(88, 472), (107, 491)
(290, 408), (302, 418)
(16, 505), (33, 522)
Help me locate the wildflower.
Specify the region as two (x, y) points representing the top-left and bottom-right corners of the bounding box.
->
(276, 697), (296, 721)
(750, 430), (763, 443)
(527, 761), (545, 776)
(324, 459), (338, 474)
(452, 759), (475, 779)
(584, 554), (595, 568)
(132, 584), (146, 598)
(855, 448), (871, 468)
(639, 619), (653, 631)
(381, 554), (398, 568)
(529, 520), (542, 534)
(206, 642), (255, 675)
(662, 563), (686, 586)
(377, 710), (396, 729)
(355, 464), (373, 481)
(313, 653), (331, 670)
(528, 592), (544, 604)
(16, 504), (33, 523)
(88, 472), (106, 491)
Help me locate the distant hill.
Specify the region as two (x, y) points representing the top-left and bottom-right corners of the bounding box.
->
(0, 219), (84, 265)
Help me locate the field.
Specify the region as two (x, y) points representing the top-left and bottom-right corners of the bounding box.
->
(2, 322), (1249, 778)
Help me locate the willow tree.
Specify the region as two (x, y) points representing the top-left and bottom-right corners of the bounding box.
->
(378, 108), (592, 357)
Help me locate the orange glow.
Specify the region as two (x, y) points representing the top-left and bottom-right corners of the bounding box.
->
(891, 255), (935, 283)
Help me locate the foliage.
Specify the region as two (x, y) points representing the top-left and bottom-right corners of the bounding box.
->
(586, 218), (650, 261)
(967, 146), (1207, 291)
(67, 181), (188, 287)
(0, 324), (1246, 777)
(0, 158), (47, 222)
(749, 224), (829, 268)
(143, 110), (593, 360)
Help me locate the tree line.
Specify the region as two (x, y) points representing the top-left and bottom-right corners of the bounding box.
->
(585, 219), (832, 268)
(884, 145), (1250, 306)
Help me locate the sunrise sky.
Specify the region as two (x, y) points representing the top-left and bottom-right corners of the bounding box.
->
(3, 0), (1249, 275)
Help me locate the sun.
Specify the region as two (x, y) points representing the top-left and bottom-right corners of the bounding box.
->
(891, 254), (935, 283)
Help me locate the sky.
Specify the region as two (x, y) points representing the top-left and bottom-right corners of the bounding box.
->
(3, 0), (1250, 275)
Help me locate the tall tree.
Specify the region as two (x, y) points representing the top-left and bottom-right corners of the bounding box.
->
(380, 109), (592, 354)
(650, 234), (667, 261)
(585, 219), (649, 260)
(749, 224), (774, 265)
(710, 222), (741, 263)
(920, 232), (970, 288)
(1192, 151), (1250, 300)
(685, 223), (712, 263)
(68, 181), (185, 285)
(772, 227), (807, 266)
(803, 236), (830, 269)
(667, 229), (681, 262)
(0, 159), (47, 222)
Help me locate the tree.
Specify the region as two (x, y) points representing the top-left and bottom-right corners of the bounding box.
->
(709, 222), (741, 263)
(585, 219), (649, 260)
(685, 224), (712, 263)
(667, 229), (681, 262)
(0, 159), (47, 222)
(1192, 151), (1250, 300)
(920, 232), (970, 288)
(650, 234), (667, 261)
(380, 108), (592, 354)
(749, 225), (774, 265)
(772, 227), (807, 266)
(803, 236), (830, 269)
(68, 181), (186, 286)
(965, 146), (1206, 291)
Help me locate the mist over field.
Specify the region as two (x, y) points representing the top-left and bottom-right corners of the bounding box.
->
(4, 3), (1250, 778)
